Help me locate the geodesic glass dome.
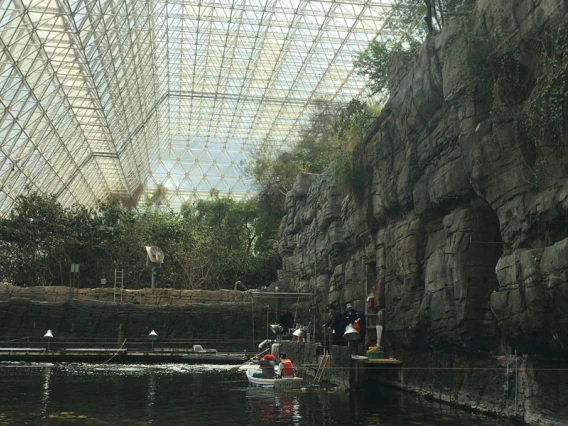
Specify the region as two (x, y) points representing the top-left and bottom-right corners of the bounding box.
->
(0, 0), (406, 213)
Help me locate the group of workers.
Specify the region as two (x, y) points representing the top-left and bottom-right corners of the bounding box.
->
(250, 352), (295, 379)
(323, 303), (366, 354)
(249, 302), (367, 379)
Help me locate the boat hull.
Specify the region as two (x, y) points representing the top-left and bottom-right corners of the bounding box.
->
(246, 369), (303, 389)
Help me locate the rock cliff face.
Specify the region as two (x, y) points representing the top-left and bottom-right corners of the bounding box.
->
(276, 0), (568, 423)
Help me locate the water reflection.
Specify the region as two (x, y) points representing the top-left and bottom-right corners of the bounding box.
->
(0, 363), (518, 426)
(147, 371), (156, 423)
(279, 395), (300, 424)
(40, 367), (51, 414)
(245, 387), (301, 425)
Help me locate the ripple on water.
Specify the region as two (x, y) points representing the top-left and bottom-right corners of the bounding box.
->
(0, 363), (518, 426)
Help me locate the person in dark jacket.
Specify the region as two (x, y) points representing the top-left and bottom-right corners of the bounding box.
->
(250, 353), (275, 379)
(323, 303), (345, 346)
(343, 303), (357, 327)
(354, 311), (366, 355)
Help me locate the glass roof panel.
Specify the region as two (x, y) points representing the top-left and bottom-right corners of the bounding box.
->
(0, 0), (409, 213)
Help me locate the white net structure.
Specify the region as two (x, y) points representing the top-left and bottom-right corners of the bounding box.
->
(0, 0), (406, 213)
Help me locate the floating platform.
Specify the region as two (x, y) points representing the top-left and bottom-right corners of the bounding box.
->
(0, 347), (248, 364)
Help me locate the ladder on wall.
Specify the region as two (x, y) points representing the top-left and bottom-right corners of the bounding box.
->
(114, 269), (124, 303)
(314, 354), (330, 384)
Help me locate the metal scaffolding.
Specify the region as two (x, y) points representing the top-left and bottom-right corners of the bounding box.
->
(0, 0), (408, 213)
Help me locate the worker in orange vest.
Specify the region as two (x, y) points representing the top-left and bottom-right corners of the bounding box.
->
(277, 352), (294, 378)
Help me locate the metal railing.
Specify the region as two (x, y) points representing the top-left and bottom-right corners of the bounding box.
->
(0, 336), (256, 354)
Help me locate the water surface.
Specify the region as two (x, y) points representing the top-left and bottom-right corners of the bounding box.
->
(0, 363), (516, 425)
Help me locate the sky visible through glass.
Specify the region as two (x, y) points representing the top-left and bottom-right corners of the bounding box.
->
(0, 0), (403, 212)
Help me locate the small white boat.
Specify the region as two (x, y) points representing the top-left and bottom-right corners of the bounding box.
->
(246, 369), (303, 389)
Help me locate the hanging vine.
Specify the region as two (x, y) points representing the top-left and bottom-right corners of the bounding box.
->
(525, 24), (568, 153)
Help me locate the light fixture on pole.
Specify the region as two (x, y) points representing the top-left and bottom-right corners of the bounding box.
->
(145, 246), (165, 289)
(43, 330), (54, 351)
(269, 324), (284, 352)
(148, 330), (158, 351)
(269, 324), (283, 337)
(292, 327), (304, 342)
(343, 324), (360, 341)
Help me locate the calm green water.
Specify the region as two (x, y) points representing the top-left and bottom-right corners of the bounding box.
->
(0, 363), (516, 425)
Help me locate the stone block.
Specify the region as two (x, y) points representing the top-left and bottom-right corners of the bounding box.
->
(524, 284), (553, 313)
(315, 275), (329, 293)
(540, 238), (568, 275)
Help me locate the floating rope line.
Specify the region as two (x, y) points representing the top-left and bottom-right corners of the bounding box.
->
(0, 337), (30, 343)
(99, 338), (127, 365)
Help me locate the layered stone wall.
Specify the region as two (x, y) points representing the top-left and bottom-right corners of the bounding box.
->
(0, 297), (268, 352)
(275, 0), (568, 423)
(0, 283), (251, 306)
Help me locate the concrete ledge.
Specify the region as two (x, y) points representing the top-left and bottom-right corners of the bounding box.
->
(363, 358), (402, 365)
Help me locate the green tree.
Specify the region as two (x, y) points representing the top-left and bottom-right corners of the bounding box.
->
(247, 99), (380, 209)
(181, 196), (280, 289)
(333, 99), (381, 147)
(245, 102), (342, 214)
(61, 199), (139, 288)
(145, 182), (169, 208)
(294, 101), (342, 173)
(330, 100), (379, 198)
(0, 192), (281, 290)
(525, 24), (568, 147)
(354, 0), (474, 94)
(0, 192), (69, 286)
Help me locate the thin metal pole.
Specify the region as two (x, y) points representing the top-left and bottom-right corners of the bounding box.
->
(506, 355), (509, 398)
(313, 311), (316, 343)
(314, 216), (317, 343)
(515, 350), (518, 417)
(364, 261), (368, 347)
(266, 305), (269, 343)
(251, 303), (255, 352)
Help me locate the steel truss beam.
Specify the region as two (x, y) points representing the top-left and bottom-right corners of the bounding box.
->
(0, 0), (412, 213)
